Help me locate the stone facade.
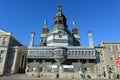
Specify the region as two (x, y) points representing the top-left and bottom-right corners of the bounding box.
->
(97, 42), (120, 79)
(26, 5), (120, 79)
(0, 30), (27, 75)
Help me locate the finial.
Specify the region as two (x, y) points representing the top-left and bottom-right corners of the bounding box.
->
(43, 20), (47, 28)
(72, 21), (77, 28)
(56, 5), (62, 16)
(58, 5), (62, 13)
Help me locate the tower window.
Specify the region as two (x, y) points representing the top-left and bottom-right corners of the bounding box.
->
(59, 20), (62, 23)
(55, 20), (57, 24)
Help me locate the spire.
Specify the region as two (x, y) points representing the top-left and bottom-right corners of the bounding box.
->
(72, 21), (78, 34)
(58, 5), (62, 13)
(42, 20), (49, 33)
(72, 21), (77, 28)
(43, 20), (47, 28)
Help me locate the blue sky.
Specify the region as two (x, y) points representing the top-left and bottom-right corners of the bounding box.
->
(0, 0), (120, 46)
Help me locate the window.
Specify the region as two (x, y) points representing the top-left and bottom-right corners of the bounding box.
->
(77, 59), (80, 63)
(2, 37), (7, 45)
(92, 51), (95, 56)
(0, 57), (3, 63)
(41, 59), (45, 64)
(33, 60), (37, 64)
(85, 51), (87, 56)
(108, 45), (112, 51)
(55, 49), (63, 55)
(0, 50), (4, 54)
(110, 56), (114, 61)
(116, 45), (120, 52)
(86, 59), (89, 63)
(101, 59), (105, 63)
(88, 51), (90, 56)
(78, 51), (81, 56)
(100, 50), (104, 56)
(48, 65), (57, 72)
(72, 51), (75, 56)
(39, 51), (42, 56)
(82, 51), (84, 56)
(58, 50), (61, 55)
(41, 39), (44, 43)
(111, 65), (116, 72)
(75, 51), (77, 55)
(68, 51), (71, 55)
(59, 20), (62, 23)
(63, 65), (74, 72)
(96, 67), (100, 72)
(77, 67), (81, 72)
(3, 41), (7, 45)
(118, 56), (120, 60)
(0, 50), (4, 56)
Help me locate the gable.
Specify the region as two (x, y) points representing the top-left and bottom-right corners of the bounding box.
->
(0, 30), (11, 36)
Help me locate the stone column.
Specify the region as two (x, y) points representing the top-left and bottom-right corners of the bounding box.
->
(29, 32), (35, 47)
(11, 49), (18, 73)
(88, 31), (94, 47)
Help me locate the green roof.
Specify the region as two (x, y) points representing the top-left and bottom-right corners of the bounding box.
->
(40, 33), (47, 38)
(48, 29), (66, 35)
(51, 29), (59, 34)
(74, 34), (80, 39)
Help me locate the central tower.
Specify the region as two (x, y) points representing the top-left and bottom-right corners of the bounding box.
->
(53, 5), (68, 30)
(46, 5), (76, 47)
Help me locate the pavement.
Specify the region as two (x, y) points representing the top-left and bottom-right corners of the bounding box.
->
(0, 74), (120, 80)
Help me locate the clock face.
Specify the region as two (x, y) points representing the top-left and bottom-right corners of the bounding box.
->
(58, 31), (63, 38)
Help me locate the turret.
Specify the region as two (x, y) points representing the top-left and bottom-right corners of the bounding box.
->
(42, 21), (49, 33)
(40, 20), (49, 46)
(72, 21), (80, 46)
(72, 21), (78, 34)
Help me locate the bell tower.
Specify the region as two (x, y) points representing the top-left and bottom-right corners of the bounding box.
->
(53, 5), (67, 30)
